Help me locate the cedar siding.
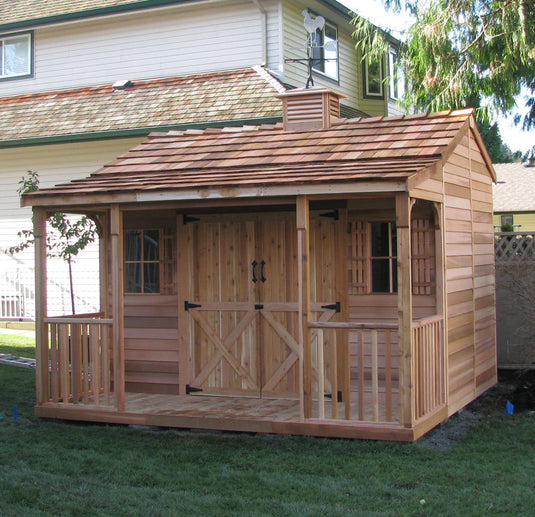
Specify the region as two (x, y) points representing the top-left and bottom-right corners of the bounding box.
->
(24, 94), (497, 440)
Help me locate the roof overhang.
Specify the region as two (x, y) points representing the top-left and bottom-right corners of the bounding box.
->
(23, 179), (408, 209)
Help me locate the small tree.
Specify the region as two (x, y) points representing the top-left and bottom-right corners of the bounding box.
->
(6, 171), (98, 314)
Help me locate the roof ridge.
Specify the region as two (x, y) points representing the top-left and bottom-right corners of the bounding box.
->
(0, 67), (263, 104)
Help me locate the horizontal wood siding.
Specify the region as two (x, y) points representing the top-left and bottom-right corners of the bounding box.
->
(444, 130), (496, 414)
(124, 294), (179, 394)
(0, 0), (280, 97)
(0, 138), (143, 316)
(282, 1), (386, 116)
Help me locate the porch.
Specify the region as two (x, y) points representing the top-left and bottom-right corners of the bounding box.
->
(35, 311), (446, 441)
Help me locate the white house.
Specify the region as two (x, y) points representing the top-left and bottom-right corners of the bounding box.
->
(0, 0), (405, 319)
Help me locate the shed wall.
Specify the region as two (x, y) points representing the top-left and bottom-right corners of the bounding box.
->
(443, 131), (496, 415)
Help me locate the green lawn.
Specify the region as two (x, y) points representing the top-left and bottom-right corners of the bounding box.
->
(1, 333), (534, 516)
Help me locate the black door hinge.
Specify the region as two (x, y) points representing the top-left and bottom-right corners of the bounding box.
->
(325, 390), (343, 402)
(183, 214), (201, 224)
(184, 301), (202, 311)
(186, 385), (203, 394)
(320, 210), (339, 220)
(321, 301), (341, 313)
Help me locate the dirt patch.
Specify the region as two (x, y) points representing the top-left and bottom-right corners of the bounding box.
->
(417, 370), (535, 450)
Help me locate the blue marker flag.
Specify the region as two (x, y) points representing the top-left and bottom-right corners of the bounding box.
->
(505, 400), (514, 415)
(13, 406), (18, 421)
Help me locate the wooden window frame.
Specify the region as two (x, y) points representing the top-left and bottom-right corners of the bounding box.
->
(124, 229), (161, 294)
(370, 221), (397, 293)
(0, 31), (33, 81)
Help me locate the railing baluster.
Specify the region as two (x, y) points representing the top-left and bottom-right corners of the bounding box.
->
(317, 328), (324, 419)
(385, 330), (392, 422)
(371, 330), (378, 422)
(50, 323), (59, 403)
(358, 329), (365, 421)
(82, 324), (89, 404)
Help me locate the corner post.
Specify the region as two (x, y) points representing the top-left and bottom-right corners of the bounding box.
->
(396, 193), (414, 427)
(110, 204), (125, 411)
(34, 207), (48, 405)
(296, 195), (312, 419)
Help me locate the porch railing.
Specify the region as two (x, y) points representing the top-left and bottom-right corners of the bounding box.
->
(310, 316), (445, 426)
(411, 315), (446, 421)
(309, 322), (399, 424)
(43, 314), (114, 406)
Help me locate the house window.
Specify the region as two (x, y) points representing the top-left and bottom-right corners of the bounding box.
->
(363, 56), (383, 98)
(501, 215), (513, 227)
(388, 48), (405, 100)
(311, 19), (338, 81)
(0, 32), (32, 79)
(371, 222), (397, 293)
(125, 230), (160, 293)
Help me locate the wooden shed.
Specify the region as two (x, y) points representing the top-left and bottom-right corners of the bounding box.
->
(24, 88), (497, 441)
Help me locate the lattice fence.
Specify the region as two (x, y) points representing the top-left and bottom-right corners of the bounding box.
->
(495, 232), (535, 263)
(495, 232), (535, 367)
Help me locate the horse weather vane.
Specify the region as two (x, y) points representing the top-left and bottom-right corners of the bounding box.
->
(285, 9), (338, 88)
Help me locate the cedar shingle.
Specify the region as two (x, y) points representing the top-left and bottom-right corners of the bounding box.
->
(26, 109), (474, 201)
(0, 68), (285, 142)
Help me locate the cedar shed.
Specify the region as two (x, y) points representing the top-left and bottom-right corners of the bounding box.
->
(24, 88), (497, 441)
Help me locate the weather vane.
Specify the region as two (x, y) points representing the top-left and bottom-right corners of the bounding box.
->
(285, 9), (338, 88)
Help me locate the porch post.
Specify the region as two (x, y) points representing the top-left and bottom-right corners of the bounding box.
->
(34, 207), (49, 405)
(396, 193), (414, 427)
(110, 204), (125, 411)
(296, 195), (312, 419)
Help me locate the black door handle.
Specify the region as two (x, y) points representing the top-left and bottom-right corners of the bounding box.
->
(260, 260), (266, 282)
(252, 260), (258, 283)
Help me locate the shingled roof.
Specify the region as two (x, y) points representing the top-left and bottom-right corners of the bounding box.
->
(0, 0), (354, 31)
(0, 67), (286, 147)
(24, 108), (490, 205)
(493, 162), (535, 212)
(0, 0), (198, 31)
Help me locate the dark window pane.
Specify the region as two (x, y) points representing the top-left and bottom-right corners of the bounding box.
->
(371, 222), (390, 256)
(367, 59), (382, 95)
(125, 263), (141, 293)
(125, 231), (141, 261)
(392, 258), (398, 292)
(391, 224), (397, 255)
(144, 263), (159, 293)
(143, 230), (159, 261)
(372, 259), (390, 292)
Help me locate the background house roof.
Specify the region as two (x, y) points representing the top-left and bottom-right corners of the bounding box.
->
(25, 109), (485, 202)
(0, 0), (356, 32)
(0, 67), (286, 147)
(493, 162), (535, 212)
(0, 0), (201, 31)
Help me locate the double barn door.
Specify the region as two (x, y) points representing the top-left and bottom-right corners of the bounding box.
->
(179, 211), (340, 399)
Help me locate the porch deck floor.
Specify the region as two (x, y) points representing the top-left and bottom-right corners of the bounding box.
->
(36, 387), (408, 440)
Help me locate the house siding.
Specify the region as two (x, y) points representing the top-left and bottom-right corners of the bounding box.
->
(282, 0), (388, 116)
(0, 138), (143, 317)
(0, 0), (282, 98)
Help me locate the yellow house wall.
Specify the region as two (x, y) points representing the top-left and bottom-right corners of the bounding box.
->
(493, 212), (535, 232)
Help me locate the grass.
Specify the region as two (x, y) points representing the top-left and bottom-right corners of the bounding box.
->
(1, 332), (534, 516)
